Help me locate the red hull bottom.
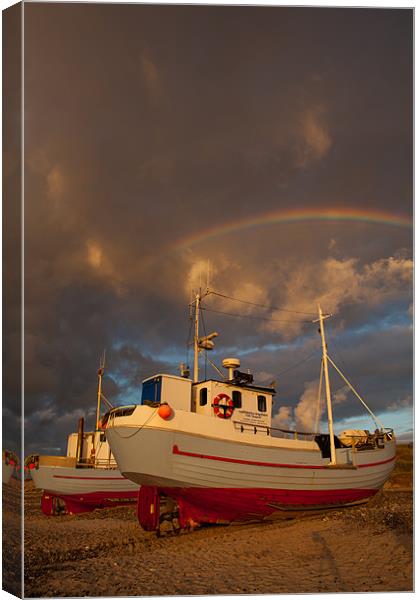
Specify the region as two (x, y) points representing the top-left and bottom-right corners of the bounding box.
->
(152, 486), (378, 529)
(41, 490), (138, 516)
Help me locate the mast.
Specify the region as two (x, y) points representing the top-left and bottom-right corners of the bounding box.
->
(193, 292), (200, 383)
(191, 286), (217, 383)
(317, 305), (336, 465)
(95, 351), (106, 430)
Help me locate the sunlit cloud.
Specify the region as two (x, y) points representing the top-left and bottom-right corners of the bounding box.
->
(333, 385), (351, 405)
(294, 105), (332, 167)
(387, 394), (412, 412)
(264, 253), (413, 339)
(185, 258), (213, 295)
(85, 240), (126, 296)
(15, 4), (412, 457)
(294, 379), (322, 432)
(47, 165), (64, 198)
(186, 255), (269, 306)
(272, 405), (292, 429)
(87, 240), (103, 269)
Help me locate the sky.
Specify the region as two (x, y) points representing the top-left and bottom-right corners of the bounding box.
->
(3, 4), (413, 455)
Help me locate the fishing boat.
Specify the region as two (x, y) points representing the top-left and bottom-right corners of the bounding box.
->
(3, 450), (18, 484)
(105, 291), (396, 532)
(26, 356), (139, 515)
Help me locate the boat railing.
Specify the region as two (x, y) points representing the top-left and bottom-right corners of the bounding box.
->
(74, 457), (118, 469)
(94, 458), (118, 469)
(232, 421), (395, 446)
(232, 420), (316, 441)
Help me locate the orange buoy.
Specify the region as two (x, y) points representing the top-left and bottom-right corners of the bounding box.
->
(158, 404), (173, 420)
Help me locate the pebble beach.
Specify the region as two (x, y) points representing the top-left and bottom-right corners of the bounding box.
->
(4, 445), (414, 597)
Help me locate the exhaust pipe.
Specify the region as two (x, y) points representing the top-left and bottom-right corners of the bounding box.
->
(76, 417), (84, 463)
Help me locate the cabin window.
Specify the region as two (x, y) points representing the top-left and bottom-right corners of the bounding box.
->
(200, 387), (208, 406)
(232, 390), (242, 408)
(100, 432), (106, 442)
(141, 377), (162, 405)
(257, 395), (267, 412)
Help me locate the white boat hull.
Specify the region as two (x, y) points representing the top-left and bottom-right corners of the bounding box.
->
(30, 465), (139, 515)
(3, 463), (14, 485)
(106, 406), (396, 526)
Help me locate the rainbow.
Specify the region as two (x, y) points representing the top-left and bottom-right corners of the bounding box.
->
(173, 207), (412, 251)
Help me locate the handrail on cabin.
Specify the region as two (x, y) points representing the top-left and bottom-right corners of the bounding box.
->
(232, 420), (394, 441)
(232, 419), (318, 438)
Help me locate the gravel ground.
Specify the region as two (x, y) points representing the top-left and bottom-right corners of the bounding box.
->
(3, 478), (23, 597)
(21, 484), (413, 597)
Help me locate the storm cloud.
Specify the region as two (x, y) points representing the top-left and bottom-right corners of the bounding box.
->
(6, 4), (412, 454)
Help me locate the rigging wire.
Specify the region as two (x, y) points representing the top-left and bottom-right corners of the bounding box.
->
(208, 290), (319, 317)
(317, 324), (381, 429)
(329, 335), (361, 392)
(201, 305), (313, 324)
(327, 330), (367, 411)
(100, 392), (114, 409)
(189, 290), (319, 385)
(327, 354), (384, 430)
(185, 310), (194, 368)
(276, 349), (319, 377)
(201, 298), (318, 380)
(108, 407), (159, 439)
(314, 359), (324, 434)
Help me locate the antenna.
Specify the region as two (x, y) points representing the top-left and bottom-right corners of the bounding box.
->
(193, 293), (200, 382)
(100, 349), (106, 370)
(207, 357), (224, 379)
(95, 350), (106, 431)
(189, 288), (193, 319)
(207, 260), (210, 292)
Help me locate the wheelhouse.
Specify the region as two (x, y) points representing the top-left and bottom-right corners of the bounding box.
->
(193, 379), (275, 427)
(138, 369), (275, 429)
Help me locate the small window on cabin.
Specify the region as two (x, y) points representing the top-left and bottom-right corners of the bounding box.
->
(257, 395), (267, 412)
(100, 432), (106, 442)
(232, 390), (242, 408)
(200, 387), (208, 406)
(141, 377), (162, 406)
